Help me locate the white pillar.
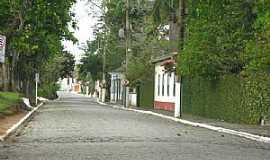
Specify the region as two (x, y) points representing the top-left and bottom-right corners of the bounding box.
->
(35, 80), (38, 105)
(98, 83), (102, 101)
(35, 73), (39, 106)
(101, 88), (106, 102)
(174, 82), (181, 118)
(125, 86), (129, 107)
(86, 86), (89, 96)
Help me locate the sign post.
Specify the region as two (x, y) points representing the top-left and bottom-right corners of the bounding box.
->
(35, 73), (40, 105)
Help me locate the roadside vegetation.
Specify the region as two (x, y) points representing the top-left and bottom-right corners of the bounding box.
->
(0, 92), (20, 114)
(79, 0), (270, 124)
(0, 1), (76, 99)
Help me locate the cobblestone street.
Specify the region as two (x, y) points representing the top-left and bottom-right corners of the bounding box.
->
(0, 92), (270, 160)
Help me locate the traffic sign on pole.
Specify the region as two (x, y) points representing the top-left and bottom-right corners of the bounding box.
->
(0, 35), (6, 63)
(35, 73), (40, 83)
(35, 73), (39, 105)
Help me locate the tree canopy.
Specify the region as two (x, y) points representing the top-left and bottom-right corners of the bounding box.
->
(0, 0), (76, 98)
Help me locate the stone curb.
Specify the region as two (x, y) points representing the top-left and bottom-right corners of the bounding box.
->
(97, 101), (270, 144)
(0, 102), (45, 142)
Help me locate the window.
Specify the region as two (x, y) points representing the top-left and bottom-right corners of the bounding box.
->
(173, 74), (176, 97)
(162, 74), (165, 96)
(158, 74), (160, 96)
(167, 74), (170, 96)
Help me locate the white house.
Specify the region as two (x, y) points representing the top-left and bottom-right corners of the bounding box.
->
(58, 77), (82, 93)
(58, 77), (75, 92)
(152, 53), (181, 115)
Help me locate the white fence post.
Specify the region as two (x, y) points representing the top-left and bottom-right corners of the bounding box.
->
(125, 86), (129, 107)
(174, 82), (181, 118)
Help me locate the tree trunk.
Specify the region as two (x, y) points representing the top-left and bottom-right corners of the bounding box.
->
(0, 64), (3, 91)
(2, 62), (8, 91)
(178, 0), (185, 50)
(26, 79), (30, 98)
(11, 52), (18, 91)
(169, 20), (179, 52)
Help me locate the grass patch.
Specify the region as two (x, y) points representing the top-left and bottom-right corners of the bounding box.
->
(0, 92), (21, 113)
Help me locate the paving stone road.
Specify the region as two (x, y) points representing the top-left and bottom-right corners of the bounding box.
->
(0, 92), (270, 160)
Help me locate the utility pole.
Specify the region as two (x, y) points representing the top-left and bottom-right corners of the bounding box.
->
(101, 1), (108, 103)
(124, 0), (130, 108)
(178, 0), (185, 50)
(175, 0), (185, 118)
(101, 33), (106, 103)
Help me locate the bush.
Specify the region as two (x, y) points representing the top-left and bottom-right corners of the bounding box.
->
(0, 92), (21, 113)
(38, 83), (60, 100)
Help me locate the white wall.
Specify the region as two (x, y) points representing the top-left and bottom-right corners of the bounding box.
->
(59, 78), (75, 91)
(154, 63), (177, 103)
(129, 93), (137, 106)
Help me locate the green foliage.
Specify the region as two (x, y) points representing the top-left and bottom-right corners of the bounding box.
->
(152, 0), (179, 25)
(60, 52), (76, 79)
(241, 73), (270, 123)
(78, 52), (103, 82)
(80, 0), (155, 86)
(242, 1), (270, 72)
(138, 79), (154, 108)
(183, 75), (270, 124)
(38, 83), (60, 100)
(178, 0), (255, 77)
(176, 1), (270, 124)
(183, 76), (242, 122)
(0, 92), (21, 113)
(0, 0), (76, 97)
(40, 53), (75, 83)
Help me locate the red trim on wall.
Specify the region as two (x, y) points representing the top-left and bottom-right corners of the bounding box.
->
(154, 101), (175, 111)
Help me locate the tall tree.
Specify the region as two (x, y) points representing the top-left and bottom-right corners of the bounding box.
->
(178, 0), (255, 77)
(0, 0), (77, 97)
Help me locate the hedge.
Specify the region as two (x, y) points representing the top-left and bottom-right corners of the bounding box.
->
(182, 73), (270, 124)
(138, 80), (154, 109)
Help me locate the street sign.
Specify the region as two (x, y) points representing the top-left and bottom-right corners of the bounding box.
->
(35, 73), (40, 83)
(35, 73), (39, 105)
(122, 79), (129, 86)
(0, 35), (6, 63)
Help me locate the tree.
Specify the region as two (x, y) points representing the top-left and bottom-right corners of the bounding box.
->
(60, 52), (75, 79)
(79, 52), (103, 82)
(178, 0), (255, 77)
(0, 0), (77, 98)
(243, 1), (270, 72)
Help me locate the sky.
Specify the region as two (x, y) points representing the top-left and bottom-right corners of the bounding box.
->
(63, 0), (101, 63)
